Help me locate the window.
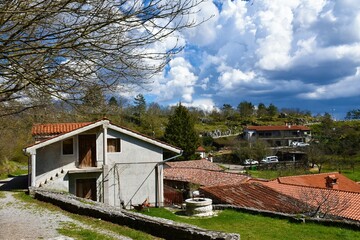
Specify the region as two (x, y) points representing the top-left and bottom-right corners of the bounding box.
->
(107, 138), (121, 152)
(62, 138), (74, 155)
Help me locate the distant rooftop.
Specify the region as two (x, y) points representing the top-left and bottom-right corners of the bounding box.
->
(165, 159), (222, 171)
(245, 125), (310, 131)
(275, 172), (360, 193)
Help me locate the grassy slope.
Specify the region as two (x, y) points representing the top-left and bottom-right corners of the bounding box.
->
(142, 208), (360, 240)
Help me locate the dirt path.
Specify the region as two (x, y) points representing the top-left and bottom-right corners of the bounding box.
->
(0, 191), (76, 240)
(0, 176), (132, 240)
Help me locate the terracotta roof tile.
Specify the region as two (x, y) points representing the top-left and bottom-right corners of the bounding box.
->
(196, 146), (206, 152)
(32, 122), (92, 136)
(246, 125), (310, 131)
(201, 182), (300, 213)
(29, 120), (182, 152)
(165, 159), (222, 171)
(276, 172), (360, 193)
(164, 168), (249, 187)
(261, 181), (360, 221)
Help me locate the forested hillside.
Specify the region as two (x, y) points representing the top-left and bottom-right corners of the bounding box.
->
(1, 95), (359, 175)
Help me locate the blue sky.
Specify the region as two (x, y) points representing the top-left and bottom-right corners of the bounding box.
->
(128, 0), (360, 119)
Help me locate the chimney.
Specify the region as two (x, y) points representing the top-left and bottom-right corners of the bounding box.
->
(325, 175), (338, 189)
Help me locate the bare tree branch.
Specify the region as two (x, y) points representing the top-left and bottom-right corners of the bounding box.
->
(0, 0), (209, 116)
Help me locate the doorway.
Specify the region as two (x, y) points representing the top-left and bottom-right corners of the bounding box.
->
(78, 134), (96, 168)
(76, 178), (97, 201)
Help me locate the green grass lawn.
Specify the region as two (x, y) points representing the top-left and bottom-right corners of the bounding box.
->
(141, 208), (360, 240)
(246, 168), (311, 180)
(340, 169), (360, 182)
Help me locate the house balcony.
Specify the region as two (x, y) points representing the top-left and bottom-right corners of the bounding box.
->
(256, 136), (307, 140)
(68, 167), (103, 174)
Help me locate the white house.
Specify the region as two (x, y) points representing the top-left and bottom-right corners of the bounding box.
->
(24, 119), (182, 208)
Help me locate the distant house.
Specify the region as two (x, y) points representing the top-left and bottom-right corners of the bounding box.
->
(24, 119), (182, 208)
(243, 124), (311, 147)
(195, 146), (206, 159)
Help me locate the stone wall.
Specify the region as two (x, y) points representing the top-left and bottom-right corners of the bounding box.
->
(30, 188), (239, 240)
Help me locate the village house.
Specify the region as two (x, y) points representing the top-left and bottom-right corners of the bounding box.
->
(24, 119), (182, 209)
(195, 146), (206, 159)
(243, 124), (311, 148)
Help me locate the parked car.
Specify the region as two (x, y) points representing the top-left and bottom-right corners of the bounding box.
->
(261, 156), (279, 163)
(292, 141), (309, 147)
(244, 159), (259, 165)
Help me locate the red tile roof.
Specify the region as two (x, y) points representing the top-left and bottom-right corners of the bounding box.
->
(165, 159), (222, 171)
(261, 180), (360, 221)
(29, 119), (182, 152)
(196, 146), (206, 152)
(245, 125), (310, 131)
(276, 172), (360, 193)
(32, 122), (92, 136)
(164, 168), (249, 187)
(201, 182), (300, 213)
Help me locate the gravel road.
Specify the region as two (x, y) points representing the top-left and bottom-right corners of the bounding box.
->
(0, 191), (76, 240)
(0, 176), (131, 240)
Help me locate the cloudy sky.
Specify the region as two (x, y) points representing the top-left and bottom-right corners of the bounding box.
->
(134, 0), (360, 119)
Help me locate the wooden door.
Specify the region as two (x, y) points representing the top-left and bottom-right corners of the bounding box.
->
(76, 178), (97, 201)
(78, 134), (96, 168)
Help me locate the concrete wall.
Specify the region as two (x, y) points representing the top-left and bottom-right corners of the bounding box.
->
(36, 140), (77, 186)
(106, 129), (163, 208)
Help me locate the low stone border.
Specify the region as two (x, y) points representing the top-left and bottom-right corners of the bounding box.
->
(29, 188), (239, 240)
(214, 204), (360, 230)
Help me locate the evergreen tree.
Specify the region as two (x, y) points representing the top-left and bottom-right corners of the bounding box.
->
(133, 94), (146, 125)
(257, 103), (267, 118)
(237, 101), (254, 119)
(267, 103), (278, 117)
(163, 103), (199, 160)
(108, 96), (118, 107)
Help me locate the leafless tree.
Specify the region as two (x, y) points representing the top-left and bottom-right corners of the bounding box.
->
(0, 0), (208, 116)
(293, 187), (350, 219)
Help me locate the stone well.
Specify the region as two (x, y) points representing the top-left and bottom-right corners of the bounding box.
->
(185, 198), (213, 217)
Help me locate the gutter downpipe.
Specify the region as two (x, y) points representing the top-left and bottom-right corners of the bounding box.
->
(155, 150), (183, 207)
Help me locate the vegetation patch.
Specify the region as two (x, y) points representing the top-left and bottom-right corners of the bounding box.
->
(58, 222), (114, 240)
(141, 208), (360, 240)
(0, 161), (28, 180)
(0, 191), (5, 199)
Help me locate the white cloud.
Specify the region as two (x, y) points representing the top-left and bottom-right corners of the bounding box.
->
(144, 0), (360, 117)
(182, 1), (220, 46)
(153, 57), (198, 103)
(218, 67), (256, 91)
(181, 98), (218, 112)
(299, 67), (360, 99)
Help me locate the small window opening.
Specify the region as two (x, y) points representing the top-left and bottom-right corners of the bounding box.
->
(107, 138), (121, 152)
(62, 138), (74, 155)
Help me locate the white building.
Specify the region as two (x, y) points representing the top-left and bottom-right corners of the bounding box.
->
(24, 119), (182, 208)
